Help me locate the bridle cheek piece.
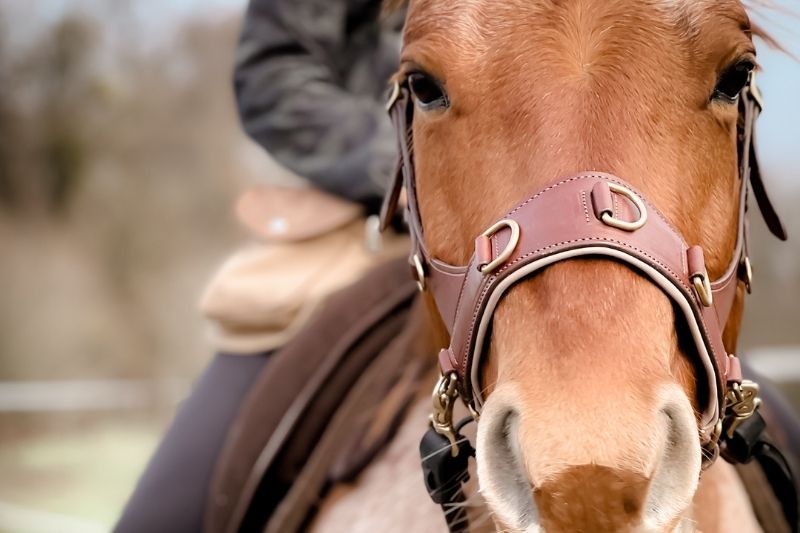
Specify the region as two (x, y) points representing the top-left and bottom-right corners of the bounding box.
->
(381, 73), (792, 530)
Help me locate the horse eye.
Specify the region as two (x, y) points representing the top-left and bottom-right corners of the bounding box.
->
(712, 60), (754, 103)
(408, 73), (449, 110)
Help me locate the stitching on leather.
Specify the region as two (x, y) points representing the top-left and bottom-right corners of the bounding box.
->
(498, 237), (691, 293)
(712, 269), (736, 291)
(504, 174), (687, 248)
(507, 174), (594, 216)
(461, 239), (501, 373)
(461, 243), (727, 394)
(457, 174), (700, 374)
(461, 240), (707, 380)
(580, 191), (590, 223)
(450, 258), (476, 345)
(462, 278), (495, 371)
(462, 244), (719, 378)
(681, 248), (688, 276)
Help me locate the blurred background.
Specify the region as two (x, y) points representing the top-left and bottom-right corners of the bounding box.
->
(0, 1), (797, 532)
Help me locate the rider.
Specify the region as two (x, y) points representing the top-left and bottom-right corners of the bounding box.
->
(114, 2), (404, 531)
(235, 0), (404, 211)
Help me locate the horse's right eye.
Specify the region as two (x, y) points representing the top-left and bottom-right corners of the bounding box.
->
(408, 73), (449, 111)
(712, 60), (754, 103)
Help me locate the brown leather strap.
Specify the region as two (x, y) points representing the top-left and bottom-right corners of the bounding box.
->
(379, 158), (404, 232)
(738, 82), (787, 242)
(749, 133), (788, 241)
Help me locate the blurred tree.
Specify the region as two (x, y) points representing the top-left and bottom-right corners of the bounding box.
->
(0, 11), (20, 208)
(40, 16), (97, 213)
(0, 11), (99, 215)
(0, 6), (246, 381)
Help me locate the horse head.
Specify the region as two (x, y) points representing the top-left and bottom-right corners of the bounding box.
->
(386, 0), (784, 530)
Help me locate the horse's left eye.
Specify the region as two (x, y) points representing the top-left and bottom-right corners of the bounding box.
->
(408, 72), (449, 111)
(712, 60), (754, 103)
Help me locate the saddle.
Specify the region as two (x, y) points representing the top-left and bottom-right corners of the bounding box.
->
(204, 258), (437, 533)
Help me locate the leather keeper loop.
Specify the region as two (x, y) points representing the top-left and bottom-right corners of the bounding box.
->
(438, 348), (457, 375)
(475, 235), (493, 269)
(591, 180), (614, 218)
(687, 245), (707, 279)
(688, 245), (713, 307)
(726, 354), (742, 384)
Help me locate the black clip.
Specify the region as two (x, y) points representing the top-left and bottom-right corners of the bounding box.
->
(721, 410), (767, 464)
(419, 419), (475, 504)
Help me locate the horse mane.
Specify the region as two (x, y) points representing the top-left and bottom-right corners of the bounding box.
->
(745, 0), (797, 55)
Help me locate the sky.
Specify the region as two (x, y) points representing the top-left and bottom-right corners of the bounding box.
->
(747, 1), (800, 192)
(2, 0), (798, 190)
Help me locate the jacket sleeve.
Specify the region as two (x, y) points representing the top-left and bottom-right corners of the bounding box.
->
(234, 0), (396, 205)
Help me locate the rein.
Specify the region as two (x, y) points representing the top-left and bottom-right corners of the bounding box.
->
(380, 75), (798, 532)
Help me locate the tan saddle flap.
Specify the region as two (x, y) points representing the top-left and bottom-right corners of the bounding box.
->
(200, 185), (409, 354)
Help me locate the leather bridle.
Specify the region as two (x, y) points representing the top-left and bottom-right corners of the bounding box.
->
(380, 75), (797, 532)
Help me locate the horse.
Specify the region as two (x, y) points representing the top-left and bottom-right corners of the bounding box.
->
(307, 0), (798, 531)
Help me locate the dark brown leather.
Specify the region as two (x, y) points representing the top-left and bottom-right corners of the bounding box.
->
(740, 91), (788, 242)
(378, 158), (405, 232)
(265, 301), (433, 533)
(204, 258), (425, 533)
(737, 461), (792, 533)
(382, 76), (785, 456)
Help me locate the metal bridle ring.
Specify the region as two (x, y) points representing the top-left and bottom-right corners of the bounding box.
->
(692, 272), (713, 307)
(385, 80), (401, 111)
(479, 219), (521, 274)
(412, 253), (426, 292)
(599, 183), (648, 232)
(742, 256), (753, 294)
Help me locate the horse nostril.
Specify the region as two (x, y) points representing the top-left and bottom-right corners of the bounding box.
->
(476, 400), (540, 531)
(642, 388), (702, 529)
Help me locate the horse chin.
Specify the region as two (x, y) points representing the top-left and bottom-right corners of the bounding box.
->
(475, 383), (702, 533)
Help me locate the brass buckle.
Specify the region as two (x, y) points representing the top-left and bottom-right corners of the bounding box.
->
(430, 372), (460, 457)
(691, 272), (714, 307)
(702, 380), (761, 466)
(599, 182), (648, 232)
(723, 380), (761, 439)
(479, 219), (521, 274)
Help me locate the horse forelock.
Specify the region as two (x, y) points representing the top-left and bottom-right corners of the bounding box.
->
(385, 0), (795, 53)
